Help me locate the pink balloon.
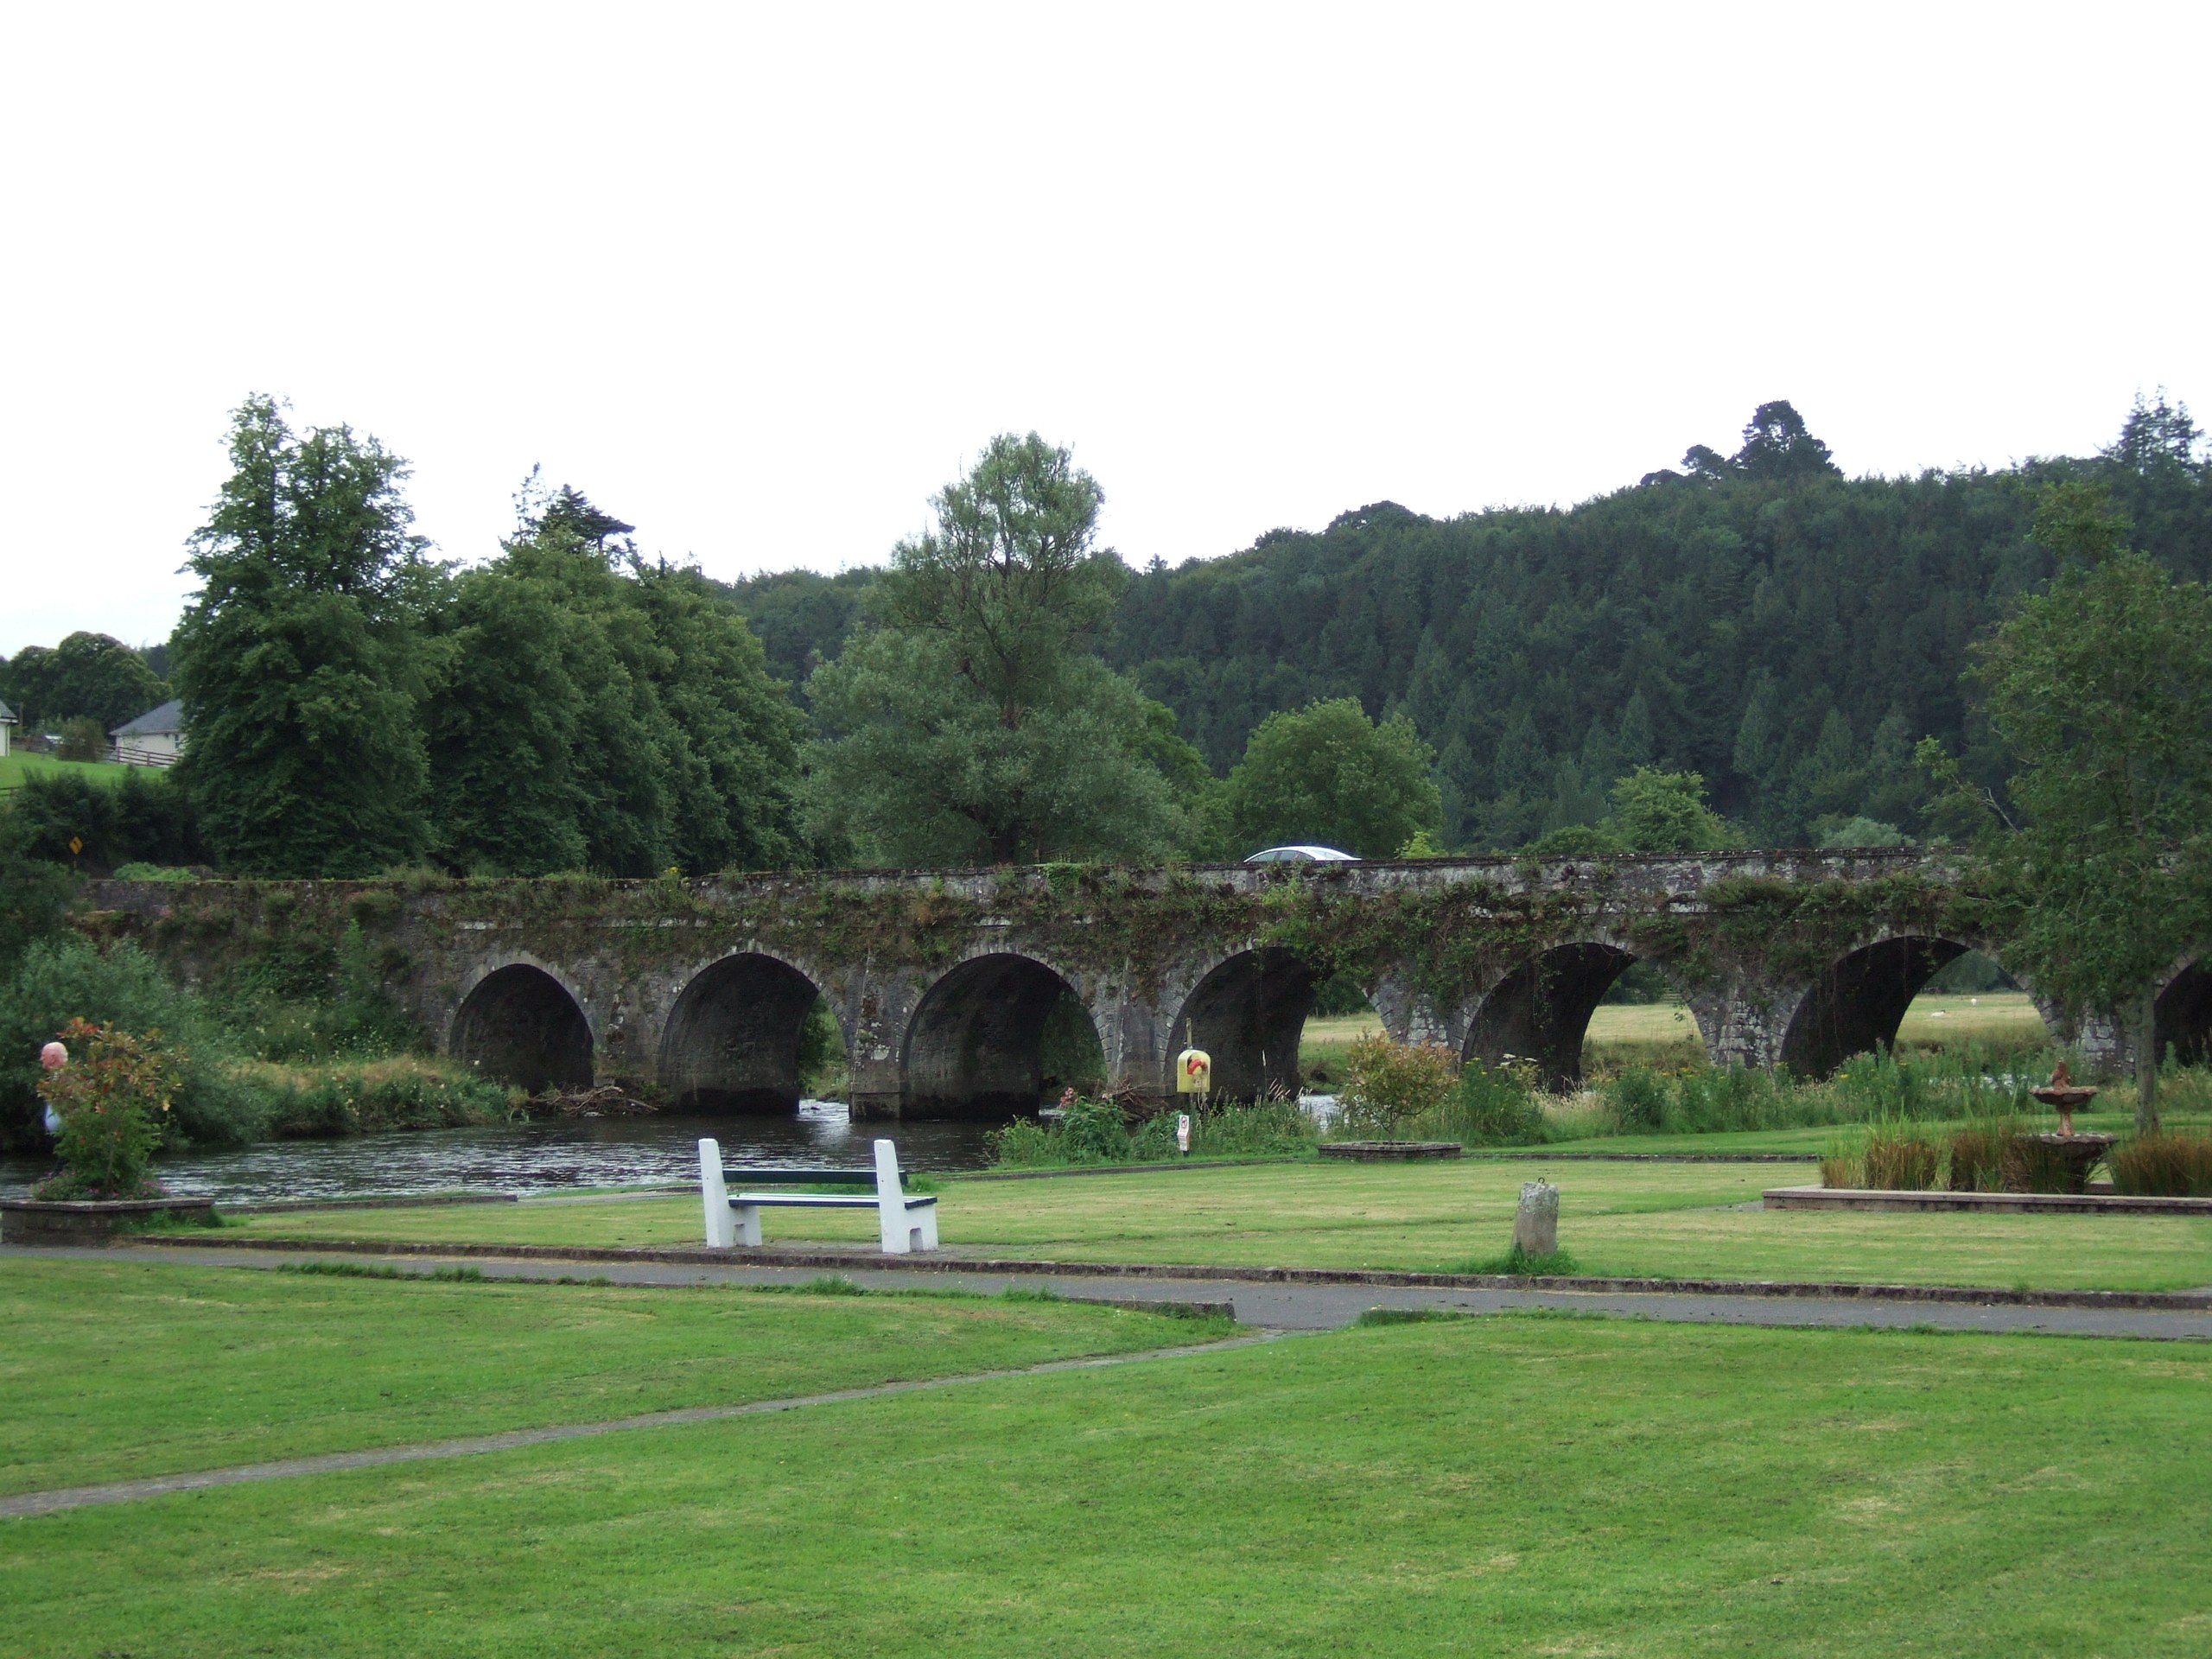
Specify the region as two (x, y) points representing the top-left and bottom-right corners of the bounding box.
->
(39, 1042), (67, 1071)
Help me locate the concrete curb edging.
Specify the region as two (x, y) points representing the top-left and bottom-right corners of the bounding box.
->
(132, 1230), (2212, 1313)
(1475, 1152), (1819, 1164)
(226, 1193), (523, 1216)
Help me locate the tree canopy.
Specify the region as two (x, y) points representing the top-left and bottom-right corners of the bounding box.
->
(158, 399), (804, 880)
(0, 632), (168, 732)
(804, 434), (1179, 865)
(423, 486), (805, 877)
(171, 396), (440, 876)
(728, 398), (2211, 856)
(1221, 697), (1441, 859)
(1930, 482), (2212, 1128)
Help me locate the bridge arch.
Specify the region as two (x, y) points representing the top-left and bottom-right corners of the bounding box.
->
(1170, 946), (1318, 1103)
(2155, 956), (2212, 1066)
(903, 951), (1102, 1119)
(1780, 933), (2050, 1076)
(450, 960), (594, 1092)
(658, 950), (838, 1114)
(1464, 940), (1690, 1089)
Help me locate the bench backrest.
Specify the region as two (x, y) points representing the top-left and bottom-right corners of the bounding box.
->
(715, 1166), (880, 1186)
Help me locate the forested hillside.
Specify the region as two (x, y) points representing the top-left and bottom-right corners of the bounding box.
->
(724, 399), (2210, 849)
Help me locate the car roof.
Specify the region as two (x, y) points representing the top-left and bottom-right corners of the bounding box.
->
(1244, 845), (1358, 862)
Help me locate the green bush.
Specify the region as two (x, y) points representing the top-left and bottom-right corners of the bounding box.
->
(10, 767), (204, 871)
(2110, 1132), (2212, 1198)
(1057, 1097), (1133, 1162)
(0, 937), (260, 1150)
(227, 1056), (512, 1137)
(1605, 1067), (1670, 1132)
(1129, 1097), (1317, 1160)
(987, 1117), (1058, 1167)
(33, 1018), (179, 1199)
(987, 1097), (1131, 1167)
(226, 921), (420, 1062)
(1419, 1060), (1547, 1146)
(1666, 1064), (1789, 1133)
(1335, 1033), (1458, 1139)
(55, 717), (105, 763)
(0, 811), (76, 974)
(993, 1097), (1317, 1168)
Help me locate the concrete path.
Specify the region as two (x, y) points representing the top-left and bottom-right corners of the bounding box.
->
(27, 1243), (2212, 1341)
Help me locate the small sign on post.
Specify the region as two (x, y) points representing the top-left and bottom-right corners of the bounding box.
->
(1176, 1113), (1192, 1154)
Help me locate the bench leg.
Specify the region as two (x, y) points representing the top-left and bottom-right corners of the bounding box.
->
(700, 1139), (734, 1249)
(733, 1204), (762, 1247)
(916, 1206), (938, 1251)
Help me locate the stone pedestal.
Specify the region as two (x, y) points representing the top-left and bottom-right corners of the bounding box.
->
(2018, 1134), (2113, 1196)
(1513, 1181), (1559, 1255)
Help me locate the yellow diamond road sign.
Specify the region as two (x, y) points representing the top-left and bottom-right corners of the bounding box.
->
(68, 836), (83, 856)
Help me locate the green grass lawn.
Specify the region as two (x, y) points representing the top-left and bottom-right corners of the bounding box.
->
(0, 750), (130, 791)
(0, 1259), (1225, 1498)
(7, 1313), (2208, 1656)
(217, 1157), (2212, 1290)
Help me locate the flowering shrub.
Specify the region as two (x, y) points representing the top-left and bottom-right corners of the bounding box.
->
(1335, 1033), (1459, 1138)
(32, 1019), (182, 1200)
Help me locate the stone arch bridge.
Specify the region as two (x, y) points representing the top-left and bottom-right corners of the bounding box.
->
(86, 854), (2209, 1120)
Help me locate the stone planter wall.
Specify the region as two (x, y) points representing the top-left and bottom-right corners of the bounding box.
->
(1, 1197), (218, 1245)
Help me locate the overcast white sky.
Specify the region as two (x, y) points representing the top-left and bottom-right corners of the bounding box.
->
(3, 3), (2205, 658)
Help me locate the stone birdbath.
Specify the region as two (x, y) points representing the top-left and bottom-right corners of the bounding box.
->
(2031, 1060), (2099, 1137)
(2027, 1061), (2111, 1193)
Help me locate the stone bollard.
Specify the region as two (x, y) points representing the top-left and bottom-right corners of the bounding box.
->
(1513, 1180), (1559, 1256)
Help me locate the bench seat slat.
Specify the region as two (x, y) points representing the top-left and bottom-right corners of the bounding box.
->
(720, 1168), (884, 1185)
(730, 1192), (937, 1209)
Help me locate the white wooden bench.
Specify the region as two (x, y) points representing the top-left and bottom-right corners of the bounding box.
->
(698, 1137), (939, 1254)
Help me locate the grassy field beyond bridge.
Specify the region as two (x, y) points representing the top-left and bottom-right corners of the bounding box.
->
(1302, 990), (2056, 1077)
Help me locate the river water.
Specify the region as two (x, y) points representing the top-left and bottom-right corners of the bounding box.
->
(0, 1103), (1006, 1205)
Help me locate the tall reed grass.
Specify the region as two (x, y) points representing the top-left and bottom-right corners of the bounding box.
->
(989, 1096), (1318, 1169)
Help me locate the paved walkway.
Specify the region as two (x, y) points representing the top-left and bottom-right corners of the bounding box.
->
(28, 1243), (2212, 1340)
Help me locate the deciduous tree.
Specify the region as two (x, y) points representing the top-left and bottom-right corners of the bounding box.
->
(804, 435), (1177, 865)
(172, 397), (441, 876)
(1222, 697), (1441, 859)
(0, 632), (168, 732)
(1929, 482), (2212, 1129)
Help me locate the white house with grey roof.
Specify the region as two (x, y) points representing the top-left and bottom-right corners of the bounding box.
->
(110, 698), (185, 766)
(0, 696), (15, 758)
